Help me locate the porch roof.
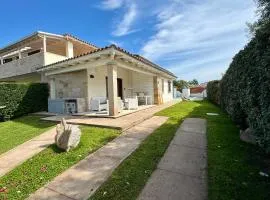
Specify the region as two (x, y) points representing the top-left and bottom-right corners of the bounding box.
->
(37, 44), (177, 78)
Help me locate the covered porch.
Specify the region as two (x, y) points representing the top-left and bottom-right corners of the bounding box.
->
(38, 45), (174, 117)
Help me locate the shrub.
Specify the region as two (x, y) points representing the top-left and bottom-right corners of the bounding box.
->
(0, 83), (49, 120)
(207, 80), (220, 105)
(220, 22), (270, 152)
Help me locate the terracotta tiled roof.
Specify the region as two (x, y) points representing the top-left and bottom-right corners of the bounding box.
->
(190, 86), (206, 93)
(38, 44), (177, 78)
(63, 33), (99, 49)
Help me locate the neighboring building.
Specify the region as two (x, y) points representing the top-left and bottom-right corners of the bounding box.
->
(0, 31), (176, 116)
(190, 86), (207, 98)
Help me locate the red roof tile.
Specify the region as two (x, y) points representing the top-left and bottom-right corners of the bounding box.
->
(190, 86), (205, 93)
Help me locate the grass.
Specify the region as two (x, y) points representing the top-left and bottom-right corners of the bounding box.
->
(90, 101), (270, 200)
(0, 115), (55, 154)
(90, 101), (200, 200)
(0, 126), (120, 200)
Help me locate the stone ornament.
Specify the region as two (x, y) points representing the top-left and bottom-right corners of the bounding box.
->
(55, 118), (81, 152)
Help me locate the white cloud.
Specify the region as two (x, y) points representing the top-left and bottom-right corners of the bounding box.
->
(112, 2), (138, 36)
(141, 0), (257, 82)
(100, 0), (138, 37)
(100, 0), (124, 10)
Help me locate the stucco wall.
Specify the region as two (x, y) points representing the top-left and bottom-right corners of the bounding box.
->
(0, 52), (44, 80)
(161, 78), (174, 102)
(190, 90), (207, 98)
(132, 72), (154, 102)
(87, 66), (131, 102)
(0, 52), (67, 81)
(52, 70), (87, 99)
(0, 72), (41, 83)
(44, 52), (67, 66)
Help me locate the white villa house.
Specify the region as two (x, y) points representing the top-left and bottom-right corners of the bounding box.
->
(0, 31), (177, 116)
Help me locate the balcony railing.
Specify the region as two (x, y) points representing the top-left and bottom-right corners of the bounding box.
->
(0, 52), (67, 80)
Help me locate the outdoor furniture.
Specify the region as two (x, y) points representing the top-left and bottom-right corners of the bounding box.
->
(124, 97), (138, 110)
(137, 92), (152, 105)
(90, 97), (108, 111)
(118, 97), (124, 112)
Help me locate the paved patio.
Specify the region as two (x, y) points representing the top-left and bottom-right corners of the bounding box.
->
(28, 116), (169, 200)
(42, 100), (180, 130)
(138, 118), (207, 200)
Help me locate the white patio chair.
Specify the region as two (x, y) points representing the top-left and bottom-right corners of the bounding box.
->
(90, 97), (108, 111)
(124, 96), (138, 110)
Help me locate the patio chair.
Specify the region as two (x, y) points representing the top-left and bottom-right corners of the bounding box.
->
(137, 92), (146, 105)
(90, 97), (108, 111)
(124, 96), (138, 110)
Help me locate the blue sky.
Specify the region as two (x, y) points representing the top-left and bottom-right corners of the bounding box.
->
(0, 0), (256, 82)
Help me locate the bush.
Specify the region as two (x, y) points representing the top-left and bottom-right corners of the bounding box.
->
(207, 80), (220, 105)
(220, 22), (270, 152)
(0, 83), (49, 120)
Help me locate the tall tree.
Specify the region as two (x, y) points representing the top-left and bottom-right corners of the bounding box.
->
(173, 80), (189, 92)
(188, 79), (199, 86)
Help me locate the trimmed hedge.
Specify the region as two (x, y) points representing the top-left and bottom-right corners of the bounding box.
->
(220, 22), (270, 152)
(0, 83), (49, 120)
(207, 80), (220, 105)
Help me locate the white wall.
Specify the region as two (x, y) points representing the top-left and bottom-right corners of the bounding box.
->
(87, 65), (130, 103)
(190, 89), (207, 98)
(161, 78), (174, 102)
(132, 71), (154, 103)
(44, 52), (67, 66)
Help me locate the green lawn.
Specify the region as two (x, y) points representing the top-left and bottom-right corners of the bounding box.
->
(90, 101), (270, 200)
(0, 115), (55, 155)
(0, 126), (120, 200)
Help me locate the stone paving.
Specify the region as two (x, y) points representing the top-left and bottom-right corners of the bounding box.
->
(0, 128), (56, 178)
(42, 100), (180, 130)
(138, 118), (207, 200)
(28, 116), (169, 200)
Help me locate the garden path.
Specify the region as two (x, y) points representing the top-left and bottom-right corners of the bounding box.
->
(138, 118), (208, 200)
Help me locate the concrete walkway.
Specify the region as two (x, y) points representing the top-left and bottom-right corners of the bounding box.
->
(0, 128), (56, 178)
(28, 116), (169, 200)
(42, 100), (180, 130)
(138, 118), (207, 200)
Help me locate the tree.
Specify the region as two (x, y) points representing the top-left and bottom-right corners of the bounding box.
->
(173, 80), (189, 92)
(188, 79), (199, 86)
(247, 0), (270, 36)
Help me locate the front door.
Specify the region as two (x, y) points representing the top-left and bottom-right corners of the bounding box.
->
(117, 78), (123, 99)
(105, 77), (123, 99)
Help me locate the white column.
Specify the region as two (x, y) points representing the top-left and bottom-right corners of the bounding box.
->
(65, 41), (74, 58)
(43, 36), (47, 53)
(50, 78), (56, 99)
(86, 68), (90, 111)
(0, 57), (3, 65)
(18, 49), (22, 59)
(107, 62), (118, 116)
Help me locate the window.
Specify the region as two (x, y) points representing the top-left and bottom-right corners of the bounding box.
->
(28, 49), (40, 56)
(162, 79), (164, 93)
(3, 58), (12, 63)
(168, 81), (171, 93)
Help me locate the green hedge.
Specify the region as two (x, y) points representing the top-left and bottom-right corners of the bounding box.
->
(220, 22), (270, 152)
(0, 83), (49, 120)
(207, 80), (220, 105)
